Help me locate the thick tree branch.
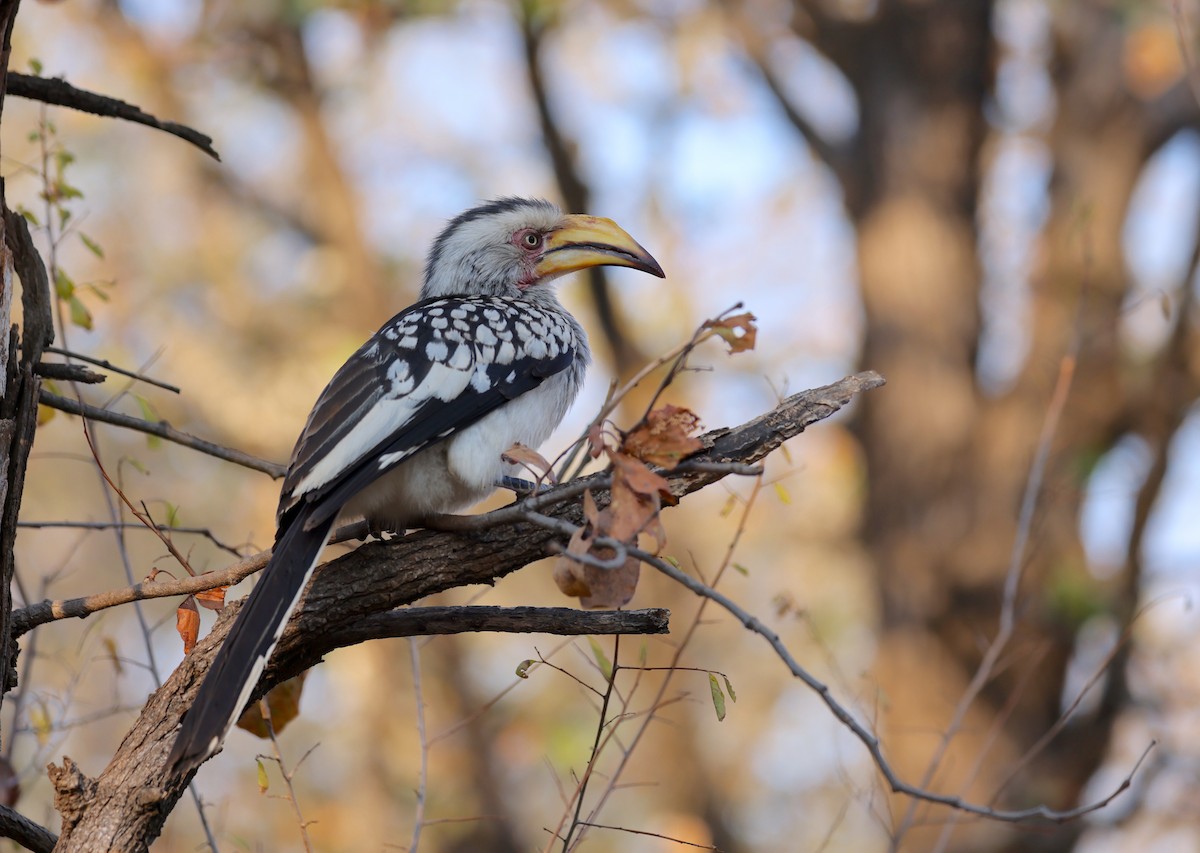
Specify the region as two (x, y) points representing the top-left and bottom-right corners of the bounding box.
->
(329, 606), (670, 646)
(0, 801), (56, 853)
(6, 73), (219, 160)
(38, 390), (286, 478)
(45, 371), (881, 851)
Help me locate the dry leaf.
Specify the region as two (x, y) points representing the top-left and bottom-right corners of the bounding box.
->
(237, 672), (308, 739)
(610, 451), (670, 499)
(624, 404), (703, 467)
(586, 422), (607, 458)
(579, 554), (640, 610)
(176, 596), (200, 655)
(552, 525), (593, 598)
(501, 442), (557, 484)
(704, 312), (758, 353)
(195, 582), (228, 612)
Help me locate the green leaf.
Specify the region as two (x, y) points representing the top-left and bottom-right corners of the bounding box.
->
(68, 294), (92, 330)
(54, 268), (74, 299)
(515, 659), (535, 679)
(773, 482), (792, 505)
(17, 206), (38, 226)
(732, 562), (749, 576)
(28, 58), (42, 75)
(164, 501), (180, 527)
(255, 759), (269, 793)
(587, 637), (613, 681)
(722, 675), (737, 703)
(125, 457), (150, 476)
(708, 673), (726, 722)
(78, 232), (104, 258)
(638, 641), (648, 666)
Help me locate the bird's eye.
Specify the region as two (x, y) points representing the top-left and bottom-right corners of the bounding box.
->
(521, 231), (542, 250)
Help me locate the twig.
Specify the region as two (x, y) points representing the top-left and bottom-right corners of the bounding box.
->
(259, 701), (315, 853)
(625, 542), (1150, 824)
(81, 426), (196, 576)
(576, 821), (719, 850)
(558, 636), (620, 852)
(39, 389), (286, 477)
(16, 520), (248, 557)
(893, 346), (1080, 844)
(408, 638), (428, 853)
(42, 345), (181, 393)
(6, 72), (219, 160)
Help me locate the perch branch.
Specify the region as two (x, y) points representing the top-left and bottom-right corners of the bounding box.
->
(45, 371), (881, 851)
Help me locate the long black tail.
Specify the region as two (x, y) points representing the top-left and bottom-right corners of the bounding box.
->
(167, 508), (335, 777)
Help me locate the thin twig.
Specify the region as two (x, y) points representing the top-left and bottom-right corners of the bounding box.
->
(42, 345), (181, 393)
(893, 349), (1080, 843)
(408, 638), (428, 853)
(39, 389), (285, 477)
(259, 701), (315, 853)
(576, 821), (719, 850)
(16, 520), (248, 557)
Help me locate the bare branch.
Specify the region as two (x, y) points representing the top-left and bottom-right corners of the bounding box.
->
(11, 551), (269, 637)
(624, 542), (1151, 824)
(42, 345), (181, 393)
(0, 802), (57, 853)
(38, 389), (286, 478)
(6, 72), (219, 160)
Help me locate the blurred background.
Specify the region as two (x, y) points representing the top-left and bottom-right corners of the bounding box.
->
(5, 0), (1200, 851)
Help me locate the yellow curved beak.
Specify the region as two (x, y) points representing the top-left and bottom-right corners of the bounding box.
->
(535, 214), (665, 280)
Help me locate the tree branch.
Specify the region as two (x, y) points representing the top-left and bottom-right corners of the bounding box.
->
(38, 390), (286, 478)
(6, 72), (219, 160)
(0, 802), (57, 853)
(45, 371), (882, 851)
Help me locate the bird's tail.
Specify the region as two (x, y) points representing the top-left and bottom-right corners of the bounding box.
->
(167, 509), (335, 777)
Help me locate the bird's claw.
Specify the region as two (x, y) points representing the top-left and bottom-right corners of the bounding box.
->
(497, 475), (551, 496)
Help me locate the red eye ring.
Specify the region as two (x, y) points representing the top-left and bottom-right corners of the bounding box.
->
(519, 230), (543, 250)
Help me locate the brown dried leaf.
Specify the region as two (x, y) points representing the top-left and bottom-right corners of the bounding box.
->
(704, 312), (758, 354)
(176, 596), (199, 655)
(501, 442), (557, 484)
(624, 404), (703, 468)
(552, 525), (593, 599)
(610, 451), (670, 498)
(236, 672), (308, 739)
(579, 554), (640, 610)
(195, 581), (228, 612)
(586, 422), (607, 459)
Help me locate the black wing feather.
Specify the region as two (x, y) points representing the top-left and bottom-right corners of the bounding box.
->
(300, 346), (573, 530)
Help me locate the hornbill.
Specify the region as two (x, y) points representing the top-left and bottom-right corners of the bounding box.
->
(167, 197), (664, 776)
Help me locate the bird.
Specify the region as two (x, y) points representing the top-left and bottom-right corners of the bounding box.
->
(167, 197), (664, 776)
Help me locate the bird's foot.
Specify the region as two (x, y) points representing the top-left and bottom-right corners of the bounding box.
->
(497, 475), (552, 496)
(366, 518), (407, 540)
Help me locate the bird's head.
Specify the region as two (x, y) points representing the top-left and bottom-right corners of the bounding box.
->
(420, 197), (664, 300)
